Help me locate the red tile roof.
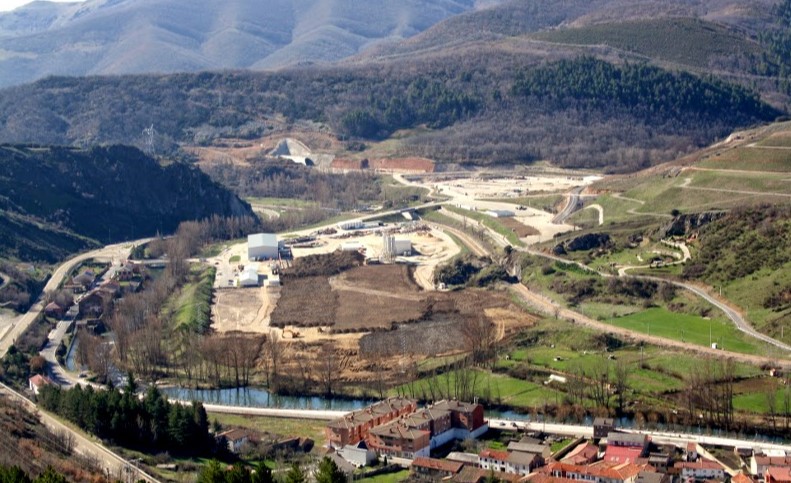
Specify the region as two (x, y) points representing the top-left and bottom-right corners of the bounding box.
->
(767, 467), (791, 483)
(756, 457), (791, 467)
(675, 460), (723, 471)
(605, 446), (644, 464)
(543, 461), (649, 481)
(29, 374), (50, 388)
(479, 449), (510, 462)
(732, 473), (753, 483)
(563, 442), (599, 465)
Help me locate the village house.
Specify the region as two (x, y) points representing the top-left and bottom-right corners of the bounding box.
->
(594, 418), (616, 439)
(541, 460), (648, 483)
(508, 441), (551, 459)
(337, 441), (377, 467)
(506, 450), (544, 476)
(447, 452), (480, 466)
(217, 428), (250, 453)
(28, 374), (52, 396)
(44, 301), (65, 319)
(114, 264), (135, 281)
(752, 455), (791, 476)
(411, 457), (464, 481)
(605, 432), (650, 464)
(478, 450), (509, 473)
(325, 397), (417, 449)
(67, 271), (96, 294)
(674, 459), (725, 481)
(98, 279), (121, 297)
(563, 442), (600, 465)
(731, 472), (753, 483)
(77, 289), (114, 318)
(767, 467), (791, 483)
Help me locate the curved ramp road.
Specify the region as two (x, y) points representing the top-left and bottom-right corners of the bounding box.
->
(553, 186), (585, 224)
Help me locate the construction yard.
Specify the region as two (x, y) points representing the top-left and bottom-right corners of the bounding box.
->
(405, 173), (602, 244)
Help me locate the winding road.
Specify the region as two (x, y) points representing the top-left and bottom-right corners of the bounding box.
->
(552, 186), (585, 224)
(399, 174), (791, 362)
(0, 239), (152, 359)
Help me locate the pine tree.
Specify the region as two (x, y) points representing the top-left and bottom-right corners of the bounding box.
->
(315, 457), (345, 483)
(285, 463), (306, 483)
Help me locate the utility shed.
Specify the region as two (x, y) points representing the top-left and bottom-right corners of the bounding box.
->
(248, 233), (279, 260)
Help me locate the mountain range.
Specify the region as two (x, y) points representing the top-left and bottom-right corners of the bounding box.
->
(0, 0), (788, 173)
(0, 0), (501, 88)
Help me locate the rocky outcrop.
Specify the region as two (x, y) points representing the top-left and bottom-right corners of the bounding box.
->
(553, 233), (612, 255)
(661, 211), (725, 237)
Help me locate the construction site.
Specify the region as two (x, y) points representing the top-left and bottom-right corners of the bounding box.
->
(201, 213), (537, 388)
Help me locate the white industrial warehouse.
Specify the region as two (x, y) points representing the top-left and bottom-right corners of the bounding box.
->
(247, 233), (280, 261)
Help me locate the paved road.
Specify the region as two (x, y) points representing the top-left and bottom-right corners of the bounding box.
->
(196, 402), (346, 420)
(552, 186), (585, 224)
(488, 418), (791, 454)
(0, 239), (151, 359)
(0, 382), (160, 482)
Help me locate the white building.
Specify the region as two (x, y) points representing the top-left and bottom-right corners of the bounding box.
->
(238, 264), (260, 287)
(338, 220), (365, 231)
(383, 235), (412, 259)
(486, 210), (515, 218)
(266, 275), (281, 288)
(341, 242), (364, 252)
(338, 441), (377, 467)
(248, 233), (279, 260)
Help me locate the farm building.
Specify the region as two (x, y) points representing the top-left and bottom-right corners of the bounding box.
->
(238, 264), (260, 287)
(248, 233), (279, 260)
(486, 209), (515, 218)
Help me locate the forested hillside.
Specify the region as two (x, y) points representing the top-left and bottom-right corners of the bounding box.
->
(0, 145), (253, 261)
(0, 52), (781, 171)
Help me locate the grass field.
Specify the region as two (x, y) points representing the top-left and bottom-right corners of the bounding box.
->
(165, 265), (215, 332)
(605, 308), (760, 354)
(697, 146), (791, 172)
(245, 197), (319, 208)
(208, 413), (328, 446)
(392, 368), (564, 408)
(445, 206), (525, 247)
(358, 470), (409, 483)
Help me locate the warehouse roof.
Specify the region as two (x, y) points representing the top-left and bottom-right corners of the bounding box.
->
(248, 233), (278, 247)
